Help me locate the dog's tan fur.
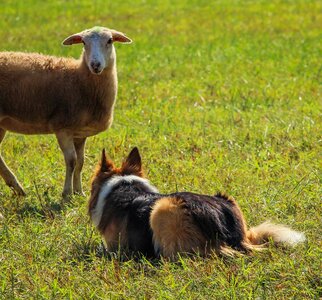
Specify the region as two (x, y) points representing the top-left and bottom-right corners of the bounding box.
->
(102, 217), (128, 251)
(150, 197), (208, 257)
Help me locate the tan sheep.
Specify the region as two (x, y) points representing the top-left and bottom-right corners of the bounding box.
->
(0, 26), (132, 199)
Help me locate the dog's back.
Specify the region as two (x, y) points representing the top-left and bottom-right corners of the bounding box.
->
(150, 192), (249, 258)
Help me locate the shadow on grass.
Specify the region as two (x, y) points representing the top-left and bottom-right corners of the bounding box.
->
(13, 182), (85, 220)
(65, 237), (259, 271)
(64, 237), (163, 270)
(15, 200), (64, 220)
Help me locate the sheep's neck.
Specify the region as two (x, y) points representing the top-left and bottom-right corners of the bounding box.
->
(78, 54), (118, 103)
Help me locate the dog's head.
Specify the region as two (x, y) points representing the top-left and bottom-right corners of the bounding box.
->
(89, 147), (144, 212)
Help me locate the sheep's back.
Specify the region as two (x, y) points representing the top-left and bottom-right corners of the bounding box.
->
(0, 51), (80, 111)
(0, 52), (116, 137)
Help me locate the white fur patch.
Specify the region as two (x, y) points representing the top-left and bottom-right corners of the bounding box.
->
(251, 221), (306, 246)
(91, 175), (159, 227)
(274, 227), (306, 246)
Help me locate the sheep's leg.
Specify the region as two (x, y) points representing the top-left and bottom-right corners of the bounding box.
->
(73, 137), (86, 196)
(0, 129), (26, 196)
(56, 132), (77, 200)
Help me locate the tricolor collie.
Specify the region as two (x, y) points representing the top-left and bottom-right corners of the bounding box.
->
(88, 147), (305, 258)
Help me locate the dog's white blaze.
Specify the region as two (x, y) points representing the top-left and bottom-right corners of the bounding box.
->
(91, 175), (159, 227)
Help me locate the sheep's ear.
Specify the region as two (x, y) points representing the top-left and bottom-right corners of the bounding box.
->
(111, 30), (132, 44)
(62, 33), (83, 46)
(100, 149), (114, 173)
(122, 147), (143, 176)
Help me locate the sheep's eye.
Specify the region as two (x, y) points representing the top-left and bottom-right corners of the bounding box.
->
(82, 41), (86, 46)
(107, 38), (112, 45)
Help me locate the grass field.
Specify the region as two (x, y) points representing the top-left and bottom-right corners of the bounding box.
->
(0, 0), (321, 298)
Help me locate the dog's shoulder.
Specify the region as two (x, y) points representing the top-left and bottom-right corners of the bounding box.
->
(132, 193), (162, 212)
(168, 191), (236, 209)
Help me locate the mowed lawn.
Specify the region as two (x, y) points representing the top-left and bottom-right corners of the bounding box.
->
(0, 0), (321, 299)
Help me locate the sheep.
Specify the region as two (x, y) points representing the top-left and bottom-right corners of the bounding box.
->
(0, 26), (132, 200)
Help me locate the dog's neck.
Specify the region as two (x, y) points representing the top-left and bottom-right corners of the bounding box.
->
(91, 175), (159, 227)
(104, 175), (158, 195)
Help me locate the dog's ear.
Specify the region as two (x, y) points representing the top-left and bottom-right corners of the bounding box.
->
(100, 149), (114, 173)
(122, 147), (143, 176)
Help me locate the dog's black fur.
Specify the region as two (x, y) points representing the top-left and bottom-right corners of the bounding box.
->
(99, 182), (160, 256)
(93, 179), (247, 257)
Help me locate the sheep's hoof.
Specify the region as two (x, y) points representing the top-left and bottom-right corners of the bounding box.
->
(62, 191), (73, 202)
(9, 184), (26, 197)
(62, 195), (72, 202)
(74, 190), (85, 197)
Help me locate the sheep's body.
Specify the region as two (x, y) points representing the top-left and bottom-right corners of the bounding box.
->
(0, 51), (116, 137)
(0, 27), (131, 199)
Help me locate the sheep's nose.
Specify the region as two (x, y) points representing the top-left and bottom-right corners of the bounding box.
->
(91, 61), (101, 72)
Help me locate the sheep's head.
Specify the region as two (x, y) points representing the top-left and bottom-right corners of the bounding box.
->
(62, 26), (132, 75)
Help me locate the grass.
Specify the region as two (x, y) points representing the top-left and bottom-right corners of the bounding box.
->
(0, 0), (321, 298)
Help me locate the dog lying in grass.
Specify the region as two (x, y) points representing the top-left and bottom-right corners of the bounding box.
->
(88, 147), (305, 259)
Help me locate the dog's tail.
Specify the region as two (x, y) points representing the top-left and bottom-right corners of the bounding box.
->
(246, 221), (305, 247)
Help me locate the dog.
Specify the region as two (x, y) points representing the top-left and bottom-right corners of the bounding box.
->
(88, 147), (305, 258)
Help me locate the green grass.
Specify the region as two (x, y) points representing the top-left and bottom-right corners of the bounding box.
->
(0, 0), (321, 298)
